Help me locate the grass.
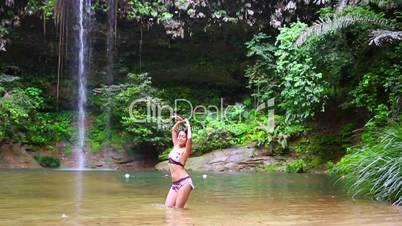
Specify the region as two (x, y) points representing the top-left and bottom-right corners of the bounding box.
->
(331, 122), (402, 206)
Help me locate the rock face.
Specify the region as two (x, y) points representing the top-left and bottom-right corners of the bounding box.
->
(83, 145), (156, 170)
(0, 142), (156, 170)
(155, 147), (294, 172)
(55, 144), (156, 170)
(0, 143), (41, 169)
(1, 143), (293, 171)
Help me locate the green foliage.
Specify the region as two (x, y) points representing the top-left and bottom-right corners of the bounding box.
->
(126, 0), (171, 21)
(245, 33), (276, 62)
(340, 123), (354, 149)
(87, 113), (127, 153)
(245, 22), (328, 124)
(244, 33), (278, 104)
(93, 72), (170, 147)
(193, 119), (233, 153)
(294, 4), (390, 47)
(158, 147), (171, 161)
(258, 164), (278, 172)
(159, 86), (222, 109)
(275, 22), (328, 123)
(331, 122), (402, 205)
(382, 64), (402, 108)
(193, 110), (305, 154)
(365, 104), (390, 130)
(289, 122), (355, 166)
(325, 160), (335, 171)
(0, 83), (73, 146)
(26, 0), (57, 18)
(244, 62), (278, 105)
(26, 112), (73, 146)
(285, 159), (306, 173)
(87, 113), (111, 153)
(351, 72), (383, 111)
(35, 155), (60, 168)
(0, 87), (44, 143)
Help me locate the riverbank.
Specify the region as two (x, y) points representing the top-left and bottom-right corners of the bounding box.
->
(0, 143), (155, 170)
(0, 142), (325, 173)
(155, 146), (330, 173)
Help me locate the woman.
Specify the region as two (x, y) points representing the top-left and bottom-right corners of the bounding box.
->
(165, 114), (194, 208)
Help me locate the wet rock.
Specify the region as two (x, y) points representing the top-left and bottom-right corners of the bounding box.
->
(254, 148), (273, 156)
(209, 156), (228, 164)
(214, 165), (225, 171)
(155, 146), (292, 172)
(224, 162), (238, 170)
(0, 143), (41, 169)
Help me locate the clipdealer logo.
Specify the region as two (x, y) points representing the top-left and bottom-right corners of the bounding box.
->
(128, 97), (275, 131)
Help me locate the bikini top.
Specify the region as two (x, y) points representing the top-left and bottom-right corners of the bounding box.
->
(168, 147), (185, 167)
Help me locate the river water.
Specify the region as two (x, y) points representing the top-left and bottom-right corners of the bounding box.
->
(0, 170), (401, 226)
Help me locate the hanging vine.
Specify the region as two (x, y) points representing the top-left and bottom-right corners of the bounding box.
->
(54, 0), (71, 110)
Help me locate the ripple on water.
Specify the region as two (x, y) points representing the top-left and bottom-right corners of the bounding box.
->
(0, 170), (401, 226)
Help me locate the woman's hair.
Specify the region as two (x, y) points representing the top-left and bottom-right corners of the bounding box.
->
(177, 129), (188, 137)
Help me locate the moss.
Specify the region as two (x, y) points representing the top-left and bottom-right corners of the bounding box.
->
(258, 164), (278, 172)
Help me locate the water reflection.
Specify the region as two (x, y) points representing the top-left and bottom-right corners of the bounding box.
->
(165, 208), (193, 226)
(0, 171), (401, 226)
(73, 171), (83, 226)
(61, 171), (83, 226)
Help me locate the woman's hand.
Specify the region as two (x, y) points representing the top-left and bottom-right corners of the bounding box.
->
(184, 118), (190, 127)
(172, 113), (184, 122)
(184, 119), (192, 139)
(182, 118), (192, 163)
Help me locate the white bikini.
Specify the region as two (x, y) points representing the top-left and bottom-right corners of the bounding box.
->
(168, 146), (195, 192)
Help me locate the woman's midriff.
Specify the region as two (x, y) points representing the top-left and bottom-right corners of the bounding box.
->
(169, 164), (190, 182)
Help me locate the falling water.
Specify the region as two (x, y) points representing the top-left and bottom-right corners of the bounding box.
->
(74, 0), (91, 169)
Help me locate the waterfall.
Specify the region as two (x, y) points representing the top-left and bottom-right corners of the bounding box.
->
(74, 0), (91, 169)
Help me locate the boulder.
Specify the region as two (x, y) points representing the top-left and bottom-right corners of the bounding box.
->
(155, 146), (289, 172)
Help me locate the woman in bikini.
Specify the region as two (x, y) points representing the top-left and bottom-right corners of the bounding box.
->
(165, 114), (194, 208)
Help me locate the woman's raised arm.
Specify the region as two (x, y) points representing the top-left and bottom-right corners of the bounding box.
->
(171, 119), (183, 146)
(181, 119), (192, 163)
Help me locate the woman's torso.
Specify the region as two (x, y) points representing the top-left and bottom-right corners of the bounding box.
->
(168, 146), (189, 181)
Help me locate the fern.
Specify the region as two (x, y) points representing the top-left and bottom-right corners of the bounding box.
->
(294, 15), (389, 47)
(361, 0), (402, 9)
(369, 29), (402, 46)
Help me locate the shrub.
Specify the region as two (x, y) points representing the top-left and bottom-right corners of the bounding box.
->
(35, 156), (60, 168)
(285, 159), (306, 173)
(194, 120), (233, 153)
(92, 72), (170, 148)
(158, 147), (172, 161)
(26, 112), (73, 146)
(258, 164), (278, 172)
